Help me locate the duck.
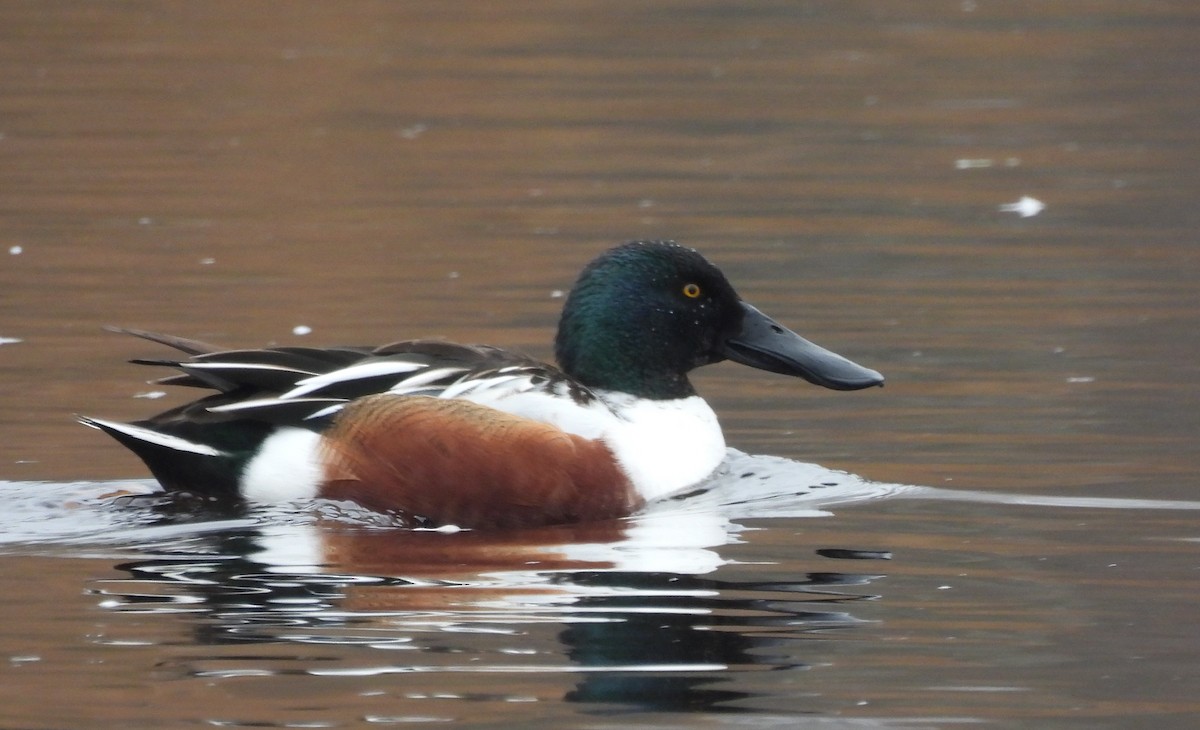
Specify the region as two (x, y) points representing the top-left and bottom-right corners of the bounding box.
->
(81, 240), (883, 529)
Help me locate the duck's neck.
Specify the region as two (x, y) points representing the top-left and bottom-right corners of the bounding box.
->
(555, 316), (697, 400)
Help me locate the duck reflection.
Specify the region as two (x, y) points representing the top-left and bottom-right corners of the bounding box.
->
(100, 499), (888, 714)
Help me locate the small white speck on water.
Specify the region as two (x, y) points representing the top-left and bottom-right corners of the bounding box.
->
(549, 289), (565, 299)
(293, 325), (313, 336)
(1066, 376), (1095, 384)
(0, 336), (22, 346)
(398, 123), (427, 140)
(138, 217), (153, 225)
(133, 391), (167, 400)
(999, 196), (1045, 217)
(8, 245), (21, 255)
(199, 257), (216, 265)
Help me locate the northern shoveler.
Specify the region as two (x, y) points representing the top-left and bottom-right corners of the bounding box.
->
(82, 240), (883, 529)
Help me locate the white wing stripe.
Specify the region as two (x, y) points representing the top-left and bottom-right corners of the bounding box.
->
(79, 417), (225, 457)
(304, 403), (346, 420)
(284, 360), (427, 398)
(207, 397), (337, 414)
(384, 366), (468, 391)
(438, 374), (528, 400)
(183, 362), (316, 374)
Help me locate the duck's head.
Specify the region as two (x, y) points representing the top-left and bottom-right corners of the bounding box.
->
(555, 240), (884, 399)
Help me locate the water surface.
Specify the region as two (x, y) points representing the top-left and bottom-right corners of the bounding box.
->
(2, 2), (1199, 727)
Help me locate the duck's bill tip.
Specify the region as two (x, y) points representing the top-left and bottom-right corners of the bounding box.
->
(722, 303), (884, 391)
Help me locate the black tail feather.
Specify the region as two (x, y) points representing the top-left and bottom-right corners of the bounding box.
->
(104, 325), (223, 357)
(79, 416), (254, 499)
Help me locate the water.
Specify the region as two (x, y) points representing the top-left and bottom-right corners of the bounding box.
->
(2, 2), (1199, 727)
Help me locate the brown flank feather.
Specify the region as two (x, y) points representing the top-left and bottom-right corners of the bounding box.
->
(319, 395), (639, 529)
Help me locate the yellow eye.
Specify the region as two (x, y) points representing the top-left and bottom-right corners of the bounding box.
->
(682, 283), (702, 299)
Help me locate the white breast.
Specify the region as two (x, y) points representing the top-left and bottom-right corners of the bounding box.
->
(456, 381), (727, 502)
(595, 393), (727, 502)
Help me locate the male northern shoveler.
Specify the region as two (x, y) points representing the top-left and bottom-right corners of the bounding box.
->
(82, 240), (883, 529)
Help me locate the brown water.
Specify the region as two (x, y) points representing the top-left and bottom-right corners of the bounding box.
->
(3, 2), (1200, 727)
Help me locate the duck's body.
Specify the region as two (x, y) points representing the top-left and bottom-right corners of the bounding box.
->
(83, 240), (882, 529)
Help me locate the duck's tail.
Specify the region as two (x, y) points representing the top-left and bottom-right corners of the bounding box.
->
(79, 415), (256, 498)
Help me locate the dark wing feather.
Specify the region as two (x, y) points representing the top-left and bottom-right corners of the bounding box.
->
(107, 328), (573, 426)
(114, 330), (539, 397)
(105, 325), (224, 356)
(205, 397), (348, 426)
(194, 346), (374, 369)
